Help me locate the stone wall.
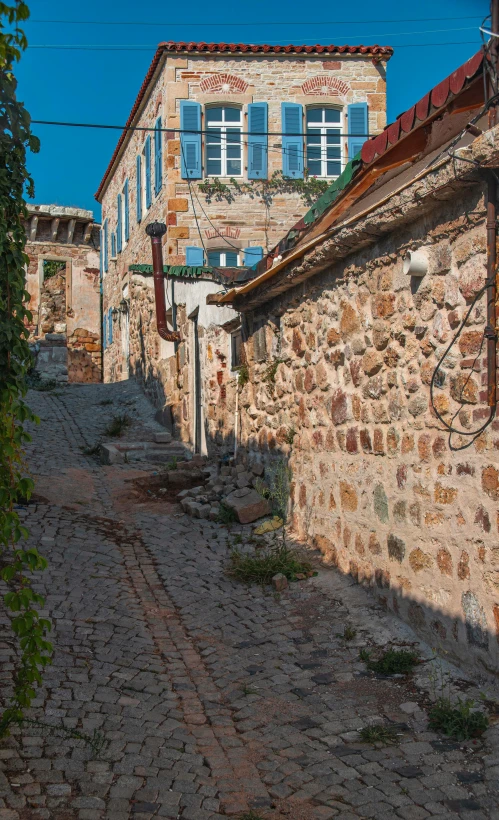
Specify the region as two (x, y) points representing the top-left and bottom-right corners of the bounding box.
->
(100, 49), (387, 406)
(227, 182), (499, 673)
(25, 207), (102, 383)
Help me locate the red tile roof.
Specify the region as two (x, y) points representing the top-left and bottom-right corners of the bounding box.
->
(161, 41), (393, 55)
(361, 49), (484, 166)
(95, 41), (393, 201)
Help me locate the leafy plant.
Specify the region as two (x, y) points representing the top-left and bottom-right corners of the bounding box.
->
(199, 169), (330, 209)
(228, 544), (312, 585)
(81, 443), (101, 456)
(0, 1), (53, 737)
(428, 698), (489, 741)
(365, 648), (420, 676)
(42, 259), (65, 280)
(104, 413), (131, 437)
(256, 459), (291, 522)
(342, 626), (357, 641)
(285, 427), (296, 446)
(238, 363), (249, 388)
(263, 358), (284, 395)
(359, 724), (398, 745)
(359, 648), (371, 663)
(166, 456), (178, 471)
(26, 370), (57, 391)
(217, 501), (237, 525)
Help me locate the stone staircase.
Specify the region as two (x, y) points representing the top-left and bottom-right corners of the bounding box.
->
(100, 431), (192, 465)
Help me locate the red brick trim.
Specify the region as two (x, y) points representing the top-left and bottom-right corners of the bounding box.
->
(302, 76), (349, 96)
(205, 227), (241, 240)
(199, 74), (249, 94)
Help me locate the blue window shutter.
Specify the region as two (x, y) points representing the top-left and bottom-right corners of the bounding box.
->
(348, 102), (369, 160)
(103, 312), (107, 350)
(243, 246), (263, 266)
(282, 103), (303, 179)
(117, 194), (122, 253)
(108, 307), (113, 344)
(154, 116), (163, 195)
(124, 180), (129, 242)
(145, 136), (152, 209)
(103, 219), (108, 272)
(180, 101), (202, 179)
(136, 155), (142, 223)
(111, 232), (116, 258)
(185, 246), (204, 266)
(248, 103), (268, 179)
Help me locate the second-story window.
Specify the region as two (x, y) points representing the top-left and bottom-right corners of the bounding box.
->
(207, 249), (240, 267)
(306, 107), (342, 178)
(206, 106), (242, 177)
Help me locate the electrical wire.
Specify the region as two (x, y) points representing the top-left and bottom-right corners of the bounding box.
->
(27, 40), (480, 51)
(28, 15), (483, 27)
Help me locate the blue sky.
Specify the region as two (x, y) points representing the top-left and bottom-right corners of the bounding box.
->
(17, 0), (486, 219)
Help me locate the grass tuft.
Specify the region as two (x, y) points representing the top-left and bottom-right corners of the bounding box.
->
(217, 501), (237, 525)
(228, 544), (312, 585)
(428, 698), (489, 741)
(237, 813), (266, 820)
(365, 648), (419, 676)
(104, 413), (131, 437)
(359, 724), (398, 745)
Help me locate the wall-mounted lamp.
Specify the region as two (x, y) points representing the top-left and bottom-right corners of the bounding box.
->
(119, 298), (129, 314)
(111, 307), (119, 320)
(403, 250), (428, 277)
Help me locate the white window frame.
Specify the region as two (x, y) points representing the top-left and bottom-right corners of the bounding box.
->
(305, 105), (344, 179)
(207, 249), (241, 267)
(205, 106), (243, 178)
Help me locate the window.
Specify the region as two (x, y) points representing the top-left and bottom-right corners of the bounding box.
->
(253, 317), (267, 362)
(231, 328), (243, 370)
(207, 249), (240, 267)
(144, 136), (151, 210)
(306, 107), (342, 178)
(206, 106), (242, 177)
(111, 232), (116, 258)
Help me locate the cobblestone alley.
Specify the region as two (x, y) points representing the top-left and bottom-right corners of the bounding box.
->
(1, 381), (499, 820)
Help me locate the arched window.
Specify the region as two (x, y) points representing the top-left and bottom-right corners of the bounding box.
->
(206, 106), (243, 177)
(306, 107), (343, 178)
(207, 249), (241, 267)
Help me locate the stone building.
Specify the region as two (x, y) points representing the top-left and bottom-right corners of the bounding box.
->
(207, 50), (499, 671)
(24, 204), (102, 383)
(95, 39), (391, 446)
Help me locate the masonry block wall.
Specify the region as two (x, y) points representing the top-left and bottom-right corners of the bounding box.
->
(24, 206), (102, 383)
(228, 185), (499, 672)
(99, 47), (388, 434)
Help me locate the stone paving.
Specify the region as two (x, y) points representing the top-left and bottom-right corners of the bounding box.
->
(1, 380), (499, 820)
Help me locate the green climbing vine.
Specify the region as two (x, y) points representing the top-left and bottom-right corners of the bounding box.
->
(0, 1), (52, 736)
(198, 169), (330, 208)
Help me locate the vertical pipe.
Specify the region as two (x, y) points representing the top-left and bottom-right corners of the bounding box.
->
(146, 221), (180, 343)
(486, 175), (497, 408)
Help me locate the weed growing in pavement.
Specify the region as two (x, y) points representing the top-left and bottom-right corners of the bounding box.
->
(104, 413), (131, 437)
(428, 698), (488, 740)
(81, 443), (101, 456)
(359, 648), (371, 663)
(364, 648), (420, 676)
(233, 533), (243, 545)
(359, 724), (398, 745)
(255, 458), (291, 522)
(228, 543), (312, 586)
(217, 501), (237, 525)
(99, 399), (113, 406)
(19, 718), (106, 757)
(237, 813), (266, 820)
(166, 456), (178, 471)
(26, 371), (57, 391)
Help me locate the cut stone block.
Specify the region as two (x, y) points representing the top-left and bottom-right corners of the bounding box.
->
(154, 431), (172, 444)
(225, 489), (271, 524)
(100, 443), (124, 465)
(272, 573), (288, 591)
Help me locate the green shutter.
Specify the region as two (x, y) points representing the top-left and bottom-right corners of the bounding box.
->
(348, 102), (369, 160)
(243, 246), (263, 267)
(108, 307), (113, 345)
(136, 155), (142, 222)
(145, 136), (152, 208)
(185, 246), (204, 266)
(124, 179), (129, 242)
(154, 116), (163, 195)
(180, 101), (202, 179)
(248, 103), (268, 179)
(103, 219), (108, 272)
(282, 103), (303, 179)
(116, 194), (122, 252)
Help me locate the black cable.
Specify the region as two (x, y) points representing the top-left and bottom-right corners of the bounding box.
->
(429, 276), (496, 442)
(26, 40), (480, 51)
(29, 15), (483, 27)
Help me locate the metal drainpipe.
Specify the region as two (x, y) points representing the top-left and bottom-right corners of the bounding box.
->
(486, 0), (499, 410)
(146, 221), (180, 343)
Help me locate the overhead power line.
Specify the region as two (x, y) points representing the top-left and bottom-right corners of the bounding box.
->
(27, 40), (480, 52)
(31, 120), (371, 138)
(28, 15), (483, 27)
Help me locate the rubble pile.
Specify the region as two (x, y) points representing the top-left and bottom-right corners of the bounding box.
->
(178, 461), (271, 524)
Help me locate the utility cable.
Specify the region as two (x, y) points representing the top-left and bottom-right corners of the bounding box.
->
(29, 15), (483, 27)
(27, 39), (480, 51)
